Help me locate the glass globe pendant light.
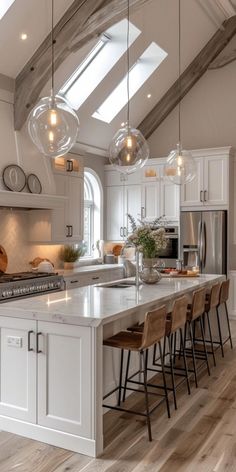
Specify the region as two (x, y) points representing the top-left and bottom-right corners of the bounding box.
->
(109, 0), (149, 174)
(164, 0), (196, 185)
(28, 0), (79, 158)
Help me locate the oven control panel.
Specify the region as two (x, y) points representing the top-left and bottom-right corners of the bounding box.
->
(0, 276), (65, 302)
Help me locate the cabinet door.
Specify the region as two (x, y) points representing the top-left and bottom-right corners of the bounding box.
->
(67, 176), (84, 241)
(52, 174), (67, 241)
(37, 322), (92, 438)
(141, 182), (161, 219)
(204, 157), (228, 206)
(161, 180), (180, 220)
(125, 185), (142, 235)
(180, 158), (203, 207)
(106, 186), (124, 240)
(0, 317), (36, 423)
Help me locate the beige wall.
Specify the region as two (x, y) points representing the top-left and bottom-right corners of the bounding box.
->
(148, 61), (236, 158)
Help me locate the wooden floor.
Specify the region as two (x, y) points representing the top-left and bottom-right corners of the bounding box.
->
(1, 321), (236, 472)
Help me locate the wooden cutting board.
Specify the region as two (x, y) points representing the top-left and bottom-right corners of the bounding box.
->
(0, 246), (8, 273)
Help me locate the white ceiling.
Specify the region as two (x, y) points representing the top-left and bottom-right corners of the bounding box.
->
(0, 0), (74, 78)
(0, 0), (235, 154)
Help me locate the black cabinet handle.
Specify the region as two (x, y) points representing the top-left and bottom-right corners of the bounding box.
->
(204, 190), (208, 202)
(92, 276), (99, 280)
(66, 160), (73, 172)
(28, 330), (34, 352)
(70, 280), (79, 284)
(71, 225), (73, 237)
(36, 332), (43, 354)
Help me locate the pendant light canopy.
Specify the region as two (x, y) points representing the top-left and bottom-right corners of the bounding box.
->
(28, 0), (79, 158)
(164, 0), (196, 185)
(109, 0), (149, 174)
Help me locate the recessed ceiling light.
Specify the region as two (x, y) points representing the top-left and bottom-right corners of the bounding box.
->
(20, 33), (28, 41)
(147, 93), (152, 99)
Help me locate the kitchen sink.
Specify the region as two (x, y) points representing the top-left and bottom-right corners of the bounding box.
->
(97, 281), (135, 288)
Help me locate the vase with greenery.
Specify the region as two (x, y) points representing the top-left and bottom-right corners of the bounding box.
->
(59, 244), (86, 270)
(127, 215), (167, 284)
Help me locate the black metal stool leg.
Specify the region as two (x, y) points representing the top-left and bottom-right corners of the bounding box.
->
(188, 321), (198, 388)
(118, 349), (124, 406)
(199, 316), (211, 376)
(173, 331), (177, 365)
(206, 311), (216, 366)
(152, 343), (157, 364)
(142, 350), (152, 442)
(122, 350), (131, 402)
(225, 302), (233, 349)
(159, 341), (171, 418)
(168, 334), (177, 410)
(216, 306), (224, 357)
(180, 327), (191, 395)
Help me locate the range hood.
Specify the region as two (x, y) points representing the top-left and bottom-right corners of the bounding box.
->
(0, 190), (67, 210)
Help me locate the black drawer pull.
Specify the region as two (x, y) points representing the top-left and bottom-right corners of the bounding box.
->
(92, 276), (99, 280)
(70, 280), (79, 284)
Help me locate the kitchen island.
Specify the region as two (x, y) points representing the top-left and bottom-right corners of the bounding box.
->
(0, 274), (225, 457)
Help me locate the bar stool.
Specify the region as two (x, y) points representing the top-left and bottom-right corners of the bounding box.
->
(184, 287), (210, 388)
(163, 296), (191, 409)
(127, 296), (191, 410)
(194, 282), (221, 366)
(216, 280), (233, 356)
(103, 305), (169, 442)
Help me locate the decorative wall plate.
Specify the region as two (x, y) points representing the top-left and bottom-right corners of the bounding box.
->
(27, 174), (42, 194)
(3, 165), (26, 192)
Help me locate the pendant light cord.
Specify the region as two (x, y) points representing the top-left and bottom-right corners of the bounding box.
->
(127, 0), (130, 127)
(178, 0), (181, 146)
(51, 0), (55, 96)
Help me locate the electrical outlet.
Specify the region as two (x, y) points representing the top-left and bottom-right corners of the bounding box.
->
(7, 336), (23, 348)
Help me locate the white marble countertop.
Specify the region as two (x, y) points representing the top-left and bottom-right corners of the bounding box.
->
(0, 274), (225, 327)
(58, 264), (123, 277)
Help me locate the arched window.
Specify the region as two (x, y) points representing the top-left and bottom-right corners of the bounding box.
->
(83, 169), (103, 257)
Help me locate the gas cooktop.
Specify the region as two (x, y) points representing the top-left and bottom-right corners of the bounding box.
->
(0, 271), (64, 302)
(0, 271), (58, 283)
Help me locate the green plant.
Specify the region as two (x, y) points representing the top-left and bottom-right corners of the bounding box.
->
(59, 245), (86, 263)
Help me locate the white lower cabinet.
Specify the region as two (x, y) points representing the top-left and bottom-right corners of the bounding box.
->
(65, 267), (124, 289)
(37, 322), (92, 437)
(0, 317), (93, 439)
(0, 317), (36, 423)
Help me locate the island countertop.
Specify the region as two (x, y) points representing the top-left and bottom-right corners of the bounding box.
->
(0, 274), (225, 327)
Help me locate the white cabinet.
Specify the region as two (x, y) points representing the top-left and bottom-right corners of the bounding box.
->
(181, 155), (228, 208)
(106, 185), (141, 240)
(37, 322), (92, 437)
(141, 182), (161, 219)
(0, 317), (36, 423)
(141, 163), (179, 220)
(29, 157), (84, 243)
(65, 267), (124, 289)
(0, 318), (93, 439)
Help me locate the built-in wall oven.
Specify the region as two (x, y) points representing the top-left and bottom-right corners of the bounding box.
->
(154, 226), (179, 267)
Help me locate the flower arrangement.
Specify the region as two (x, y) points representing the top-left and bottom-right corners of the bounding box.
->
(127, 214), (167, 259)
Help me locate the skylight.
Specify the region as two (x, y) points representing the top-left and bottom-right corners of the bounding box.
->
(0, 0), (15, 20)
(92, 42), (168, 124)
(60, 19), (141, 110)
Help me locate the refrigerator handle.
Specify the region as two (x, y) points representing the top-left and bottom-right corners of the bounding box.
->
(198, 220), (202, 266)
(202, 221), (207, 268)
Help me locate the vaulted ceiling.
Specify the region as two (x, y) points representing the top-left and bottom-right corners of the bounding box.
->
(0, 0), (236, 156)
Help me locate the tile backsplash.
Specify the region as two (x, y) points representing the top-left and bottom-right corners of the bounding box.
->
(0, 209), (62, 272)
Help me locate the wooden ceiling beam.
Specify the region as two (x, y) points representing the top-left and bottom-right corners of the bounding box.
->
(14, 0), (151, 130)
(139, 15), (236, 140)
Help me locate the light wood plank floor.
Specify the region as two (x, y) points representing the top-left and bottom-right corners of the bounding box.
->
(1, 321), (236, 472)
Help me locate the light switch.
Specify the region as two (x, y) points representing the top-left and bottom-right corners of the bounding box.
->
(7, 336), (23, 348)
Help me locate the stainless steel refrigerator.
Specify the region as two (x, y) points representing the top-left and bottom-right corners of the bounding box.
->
(180, 211), (227, 274)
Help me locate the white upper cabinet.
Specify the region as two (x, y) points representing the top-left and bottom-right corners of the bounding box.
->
(106, 184), (141, 240)
(141, 182), (161, 219)
(181, 150), (229, 208)
(29, 155), (84, 243)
